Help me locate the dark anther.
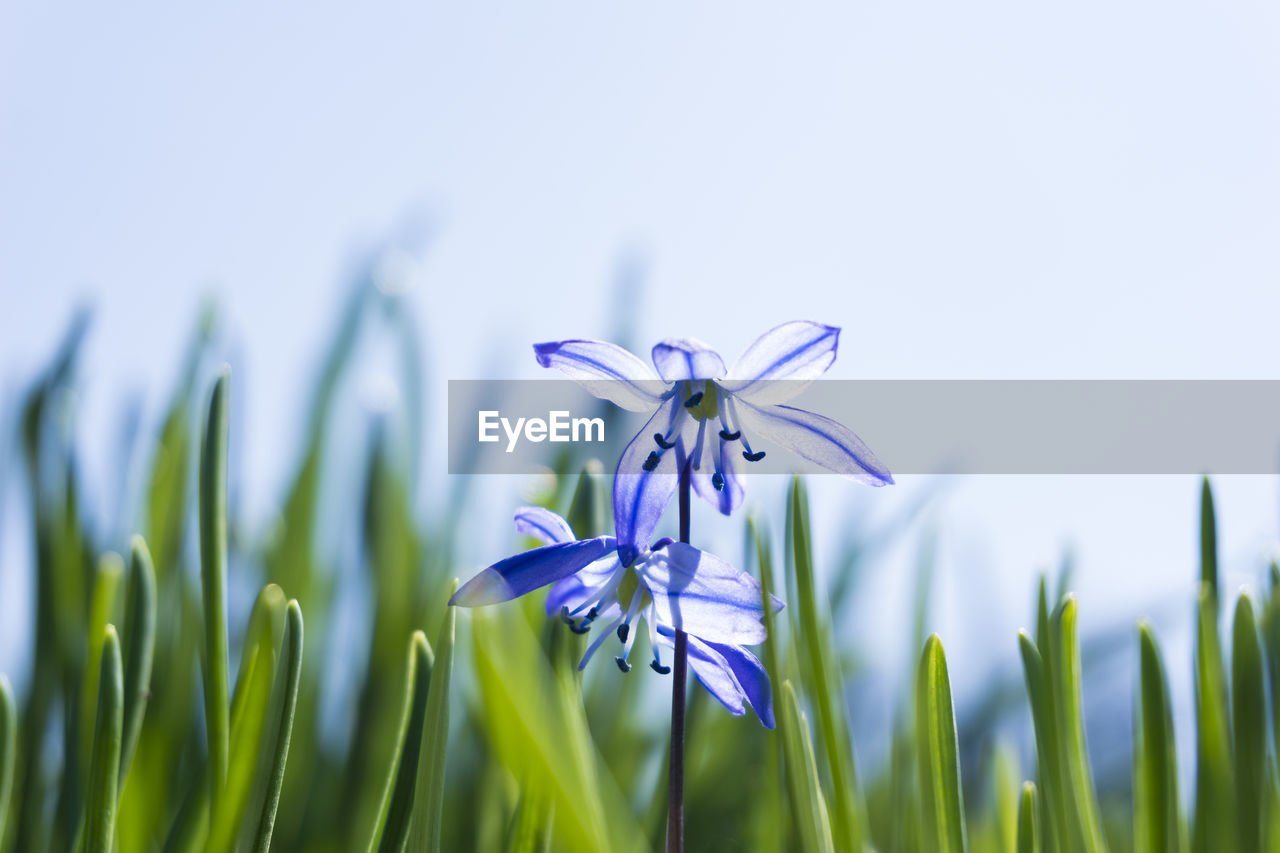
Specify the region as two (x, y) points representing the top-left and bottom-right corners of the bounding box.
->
(653, 432), (676, 450)
(559, 606), (575, 625)
(719, 429), (741, 441)
(617, 623), (630, 643)
(569, 621), (591, 635)
(712, 472), (725, 491)
(743, 450), (766, 462)
(650, 660), (671, 675)
(683, 391), (704, 409)
(615, 656), (632, 673)
(587, 607), (598, 620)
(642, 451), (660, 472)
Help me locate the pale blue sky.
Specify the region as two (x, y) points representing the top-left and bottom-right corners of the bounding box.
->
(3, 1), (1280, 763)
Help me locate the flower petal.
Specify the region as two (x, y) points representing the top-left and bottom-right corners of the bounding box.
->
(691, 436), (745, 516)
(514, 506), (575, 545)
(450, 536), (615, 606)
(722, 321), (840, 404)
(734, 400), (894, 486)
(639, 542), (766, 645)
(657, 628), (744, 716)
(651, 338), (727, 382)
(655, 628), (774, 726)
(544, 553), (623, 615)
(613, 399), (684, 563)
(702, 640), (775, 728)
(533, 339), (667, 412)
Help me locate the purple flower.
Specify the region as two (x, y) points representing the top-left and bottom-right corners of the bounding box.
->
(534, 321), (892, 563)
(450, 506), (780, 727)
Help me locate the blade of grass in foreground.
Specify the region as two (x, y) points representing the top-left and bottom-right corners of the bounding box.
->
(786, 478), (864, 852)
(119, 535), (157, 792)
(206, 584), (286, 853)
(408, 583), (456, 853)
(0, 674), (15, 844)
(84, 626), (123, 853)
(243, 599), (304, 853)
(1049, 598), (1106, 853)
(1231, 595), (1265, 853)
(915, 635), (967, 853)
(1263, 566), (1280, 785)
(779, 681), (835, 853)
(369, 631), (434, 853)
(1192, 584), (1237, 853)
(1017, 782), (1040, 853)
(1133, 622), (1179, 853)
(1018, 629), (1067, 851)
(200, 370), (232, 805)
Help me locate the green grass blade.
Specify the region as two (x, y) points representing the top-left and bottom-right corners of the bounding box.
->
(1231, 595), (1265, 853)
(1134, 622), (1179, 853)
(1017, 632), (1066, 852)
(779, 681), (835, 853)
(1017, 782), (1040, 853)
(206, 584), (287, 853)
(1262, 575), (1280, 784)
(915, 634), (967, 853)
(505, 788), (554, 853)
(0, 674), (15, 845)
(200, 369), (231, 803)
(408, 583), (456, 853)
(1049, 598), (1107, 853)
(245, 599), (304, 853)
(370, 631), (434, 853)
(1192, 584), (1237, 853)
(84, 625), (123, 853)
(786, 477), (864, 852)
(119, 535), (157, 792)
(81, 552), (124, 779)
(1200, 477), (1218, 603)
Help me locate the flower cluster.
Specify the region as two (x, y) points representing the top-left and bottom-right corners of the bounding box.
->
(451, 321), (890, 727)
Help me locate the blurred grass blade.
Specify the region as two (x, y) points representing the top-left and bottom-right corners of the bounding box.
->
(1049, 598), (1106, 853)
(1134, 622), (1179, 853)
(1263, 575), (1280, 783)
(1200, 477), (1218, 603)
(207, 584), (287, 853)
(119, 535), (157, 792)
(786, 477), (864, 852)
(81, 552), (124, 779)
(0, 674), (15, 844)
(915, 634), (967, 853)
(1231, 595), (1265, 853)
(370, 631), (434, 853)
(1192, 584), (1237, 853)
(1017, 631), (1067, 851)
(779, 681), (835, 853)
(84, 625), (123, 853)
(408, 584), (456, 853)
(505, 788), (554, 853)
(200, 369), (232, 802)
(244, 599), (304, 853)
(1017, 782), (1039, 853)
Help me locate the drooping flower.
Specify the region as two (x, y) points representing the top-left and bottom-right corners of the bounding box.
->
(450, 506), (780, 727)
(534, 321), (893, 564)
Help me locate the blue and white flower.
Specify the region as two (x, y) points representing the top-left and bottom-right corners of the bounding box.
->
(534, 321), (892, 565)
(450, 506), (780, 727)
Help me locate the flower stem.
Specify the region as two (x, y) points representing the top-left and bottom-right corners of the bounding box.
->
(667, 463), (691, 853)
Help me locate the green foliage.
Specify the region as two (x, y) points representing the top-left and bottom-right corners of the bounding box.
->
(1133, 623), (1179, 853)
(916, 635), (967, 853)
(8, 304), (1280, 853)
(83, 625), (123, 853)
